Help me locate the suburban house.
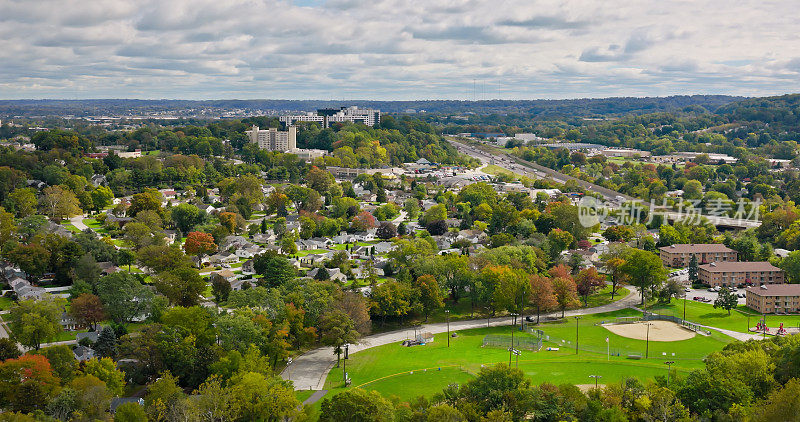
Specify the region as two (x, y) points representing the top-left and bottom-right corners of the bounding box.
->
(698, 261), (785, 287)
(746, 284), (800, 314)
(210, 269), (236, 283)
(307, 267), (347, 282)
(208, 252), (239, 265)
(73, 345), (95, 362)
(659, 243), (738, 267)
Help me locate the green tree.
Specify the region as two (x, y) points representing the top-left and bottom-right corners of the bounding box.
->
(81, 357), (126, 396)
(39, 185), (81, 220)
(170, 203), (203, 233)
(319, 309), (360, 367)
(415, 274), (444, 321)
(621, 249), (667, 305)
(0, 338), (20, 362)
(547, 228), (574, 259)
(5, 188), (38, 218)
(9, 296), (65, 350)
(253, 251), (296, 287)
(96, 272), (154, 324)
(90, 186), (114, 212)
(688, 254), (699, 282)
(229, 372), (301, 421)
(114, 402), (147, 422)
(153, 266), (205, 306)
(714, 287), (738, 315)
(320, 388), (395, 422)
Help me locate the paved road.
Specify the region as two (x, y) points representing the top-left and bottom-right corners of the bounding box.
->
(281, 289), (642, 390)
(70, 214), (90, 231)
(448, 138), (760, 229)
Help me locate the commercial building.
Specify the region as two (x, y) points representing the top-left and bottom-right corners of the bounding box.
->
(286, 148), (327, 161)
(745, 284), (800, 314)
(698, 261), (785, 287)
(246, 125), (296, 151)
(600, 148), (651, 158)
(658, 243), (738, 267)
(280, 106), (381, 128)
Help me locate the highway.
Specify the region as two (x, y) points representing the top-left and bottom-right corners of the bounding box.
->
(448, 137), (760, 229)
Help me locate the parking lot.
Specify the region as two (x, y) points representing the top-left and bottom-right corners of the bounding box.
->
(684, 287), (747, 306)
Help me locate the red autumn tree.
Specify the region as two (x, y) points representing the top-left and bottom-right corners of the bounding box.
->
(0, 355), (60, 413)
(183, 231), (217, 266)
(575, 267), (606, 307)
(69, 293), (106, 330)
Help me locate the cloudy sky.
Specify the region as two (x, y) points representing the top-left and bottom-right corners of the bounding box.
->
(1, 0), (799, 100)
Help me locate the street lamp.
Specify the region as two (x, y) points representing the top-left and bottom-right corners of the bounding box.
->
(575, 316), (582, 355)
(589, 374), (602, 389)
(509, 313), (518, 365)
(445, 310), (451, 348)
(645, 322), (653, 358)
(665, 361), (675, 386)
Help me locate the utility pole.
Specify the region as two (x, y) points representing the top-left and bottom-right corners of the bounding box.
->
(575, 316), (582, 354)
(445, 310), (450, 348)
(646, 323), (652, 358)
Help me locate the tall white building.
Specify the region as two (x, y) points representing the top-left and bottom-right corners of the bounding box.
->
(280, 106), (381, 128)
(246, 125), (296, 151)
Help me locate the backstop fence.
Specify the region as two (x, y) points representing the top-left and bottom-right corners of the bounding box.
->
(482, 334), (543, 351)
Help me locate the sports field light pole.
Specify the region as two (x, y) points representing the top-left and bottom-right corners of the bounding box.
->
(589, 374), (602, 389)
(665, 361), (675, 386)
(683, 292), (687, 322)
(645, 322), (653, 358)
(342, 343), (350, 387)
(509, 313), (518, 365)
(445, 310), (451, 348)
(575, 316), (582, 355)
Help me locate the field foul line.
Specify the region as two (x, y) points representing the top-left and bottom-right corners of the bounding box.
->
(352, 357), (695, 389)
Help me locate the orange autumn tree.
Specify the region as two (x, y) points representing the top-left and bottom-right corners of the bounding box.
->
(183, 231), (217, 267)
(0, 355), (60, 413)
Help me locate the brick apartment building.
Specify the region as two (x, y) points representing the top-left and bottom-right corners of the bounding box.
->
(698, 261), (785, 287)
(746, 284), (800, 314)
(658, 243), (738, 268)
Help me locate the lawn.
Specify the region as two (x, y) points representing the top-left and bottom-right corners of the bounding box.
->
(297, 249), (329, 257)
(0, 296), (15, 311)
(62, 223), (82, 234)
(320, 308), (733, 402)
(649, 299), (800, 334)
(481, 164), (522, 179)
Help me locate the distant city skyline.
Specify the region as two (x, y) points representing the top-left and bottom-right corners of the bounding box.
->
(0, 0), (798, 100)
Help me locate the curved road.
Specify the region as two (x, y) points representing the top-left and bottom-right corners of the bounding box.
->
(282, 288), (642, 391)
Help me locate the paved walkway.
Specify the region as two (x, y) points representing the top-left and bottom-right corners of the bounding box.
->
(281, 289), (641, 390)
(70, 215), (90, 231)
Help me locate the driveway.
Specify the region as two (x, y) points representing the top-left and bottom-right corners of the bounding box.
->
(282, 289), (641, 390)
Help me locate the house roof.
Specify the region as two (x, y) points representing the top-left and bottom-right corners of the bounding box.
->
(699, 261), (781, 273)
(659, 244), (736, 254)
(746, 284), (800, 297)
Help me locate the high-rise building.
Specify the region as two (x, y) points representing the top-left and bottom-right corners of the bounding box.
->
(246, 125), (296, 151)
(280, 106), (381, 128)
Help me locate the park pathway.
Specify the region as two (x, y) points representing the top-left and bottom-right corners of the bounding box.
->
(282, 288), (641, 390)
(69, 214), (90, 231)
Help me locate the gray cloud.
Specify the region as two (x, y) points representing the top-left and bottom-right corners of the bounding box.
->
(0, 0), (798, 99)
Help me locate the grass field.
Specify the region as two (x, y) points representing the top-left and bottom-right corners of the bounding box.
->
(319, 307), (733, 404)
(481, 164), (522, 179)
(650, 299), (800, 334)
(0, 297), (15, 311)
